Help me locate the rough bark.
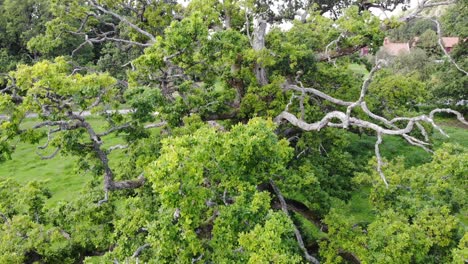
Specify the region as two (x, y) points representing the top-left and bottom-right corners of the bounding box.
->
(252, 16), (268, 86)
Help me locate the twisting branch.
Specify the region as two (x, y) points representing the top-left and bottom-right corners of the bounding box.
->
(26, 114), (146, 196)
(360, 102), (433, 153)
(315, 44), (367, 62)
(270, 179), (320, 264)
(89, 0), (156, 43)
(283, 84), (352, 106)
(77, 13), (95, 33)
(163, 48), (187, 63)
(66, 113), (146, 195)
(430, 18), (468, 75)
(276, 59), (467, 186)
(86, 88), (108, 112)
(38, 129), (53, 150)
(429, 108), (468, 125)
(324, 32), (347, 64)
(344, 61), (383, 127)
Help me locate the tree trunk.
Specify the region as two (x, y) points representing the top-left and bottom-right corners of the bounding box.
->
(252, 16), (268, 86)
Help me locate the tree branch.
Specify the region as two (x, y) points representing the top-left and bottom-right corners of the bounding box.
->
(107, 144), (129, 153)
(132, 243), (151, 258)
(276, 74), (467, 186)
(344, 61), (383, 127)
(67, 113), (146, 195)
(430, 18), (468, 75)
(89, 0), (156, 43)
(36, 147), (61, 160)
(374, 133), (389, 187)
(270, 179), (320, 264)
(400, 0), (457, 22)
(98, 123), (132, 137)
(144, 121), (168, 129)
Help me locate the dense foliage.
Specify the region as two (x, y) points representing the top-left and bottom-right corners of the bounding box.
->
(0, 0), (467, 263)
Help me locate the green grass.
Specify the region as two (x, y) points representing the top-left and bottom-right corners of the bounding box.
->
(348, 63), (369, 78)
(0, 117), (127, 204)
(0, 141), (83, 204)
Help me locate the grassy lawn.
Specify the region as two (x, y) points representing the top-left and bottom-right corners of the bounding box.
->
(348, 63), (369, 78)
(0, 117), (127, 204)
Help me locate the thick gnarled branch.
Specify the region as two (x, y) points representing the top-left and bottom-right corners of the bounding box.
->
(276, 62), (466, 186)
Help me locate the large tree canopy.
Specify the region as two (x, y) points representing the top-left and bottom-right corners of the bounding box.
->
(0, 0), (467, 263)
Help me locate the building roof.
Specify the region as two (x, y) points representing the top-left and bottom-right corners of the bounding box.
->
(441, 37), (459, 48)
(383, 42), (410, 56)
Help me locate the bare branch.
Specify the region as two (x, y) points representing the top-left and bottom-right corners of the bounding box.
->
(344, 61), (383, 127)
(163, 48), (187, 63)
(71, 40), (92, 57)
(374, 133), (389, 188)
(86, 88), (107, 111)
(97, 36), (153, 47)
(144, 121), (168, 129)
(98, 190), (109, 205)
(276, 75), (467, 186)
(108, 144), (129, 152)
(324, 32), (346, 64)
(283, 84), (352, 106)
(132, 243), (151, 258)
(430, 18), (468, 75)
(71, 34), (152, 57)
(37, 129), (54, 150)
(429, 108), (468, 125)
(77, 13), (95, 33)
(36, 147), (61, 160)
(360, 102), (433, 152)
(191, 254), (204, 263)
(110, 173), (146, 190)
(315, 44), (366, 62)
(98, 123), (132, 137)
(33, 120), (73, 130)
(270, 179), (320, 264)
(89, 0), (156, 43)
